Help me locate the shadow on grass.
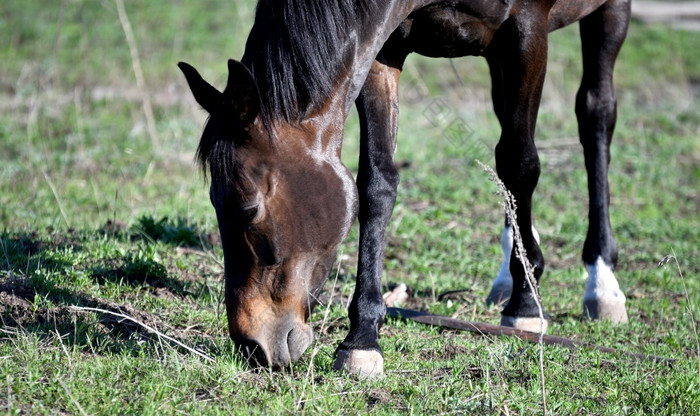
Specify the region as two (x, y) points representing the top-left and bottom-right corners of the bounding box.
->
(0, 276), (223, 360)
(0, 230), (223, 359)
(129, 215), (219, 249)
(89, 251), (188, 296)
(0, 229), (84, 273)
(1, 225), (220, 299)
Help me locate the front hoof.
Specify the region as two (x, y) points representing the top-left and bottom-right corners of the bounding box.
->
(333, 349), (384, 379)
(583, 298), (628, 324)
(501, 315), (549, 334)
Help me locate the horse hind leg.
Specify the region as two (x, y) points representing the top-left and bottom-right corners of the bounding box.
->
(483, 55), (544, 314)
(577, 0), (630, 323)
(485, 17), (550, 333)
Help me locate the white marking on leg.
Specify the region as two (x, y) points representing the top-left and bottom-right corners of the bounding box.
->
(487, 225), (540, 306)
(491, 225), (514, 294)
(583, 256), (628, 323)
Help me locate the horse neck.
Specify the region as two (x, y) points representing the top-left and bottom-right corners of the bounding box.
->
(295, 1), (422, 155)
(242, 1), (426, 156)
(338, 1), (417, 114)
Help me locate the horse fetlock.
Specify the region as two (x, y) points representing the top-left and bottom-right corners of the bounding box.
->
(486, 225), (543, 306)
(500, 287), (549, 333)
(333, 349), (384, 379)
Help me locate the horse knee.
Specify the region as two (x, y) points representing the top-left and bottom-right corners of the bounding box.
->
(357, 166), (398, 221)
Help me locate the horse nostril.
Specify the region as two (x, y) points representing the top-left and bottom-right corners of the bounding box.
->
(287, 325), (313, 362)
(237, 338), (268, 367)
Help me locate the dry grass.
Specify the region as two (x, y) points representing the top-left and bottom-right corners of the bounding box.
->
(477, 160), (548, 414)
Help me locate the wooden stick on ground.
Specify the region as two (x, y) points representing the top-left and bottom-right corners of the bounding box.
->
(386, 307), (676, 365)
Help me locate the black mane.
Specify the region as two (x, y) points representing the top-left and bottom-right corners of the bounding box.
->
(198, 0), (377, 183)
(240, 0), (377, 126)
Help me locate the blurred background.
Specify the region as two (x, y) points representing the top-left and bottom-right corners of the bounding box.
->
(1, 0), (698, 291)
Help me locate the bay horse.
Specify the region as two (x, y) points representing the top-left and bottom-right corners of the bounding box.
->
(179, 0), (631, 377)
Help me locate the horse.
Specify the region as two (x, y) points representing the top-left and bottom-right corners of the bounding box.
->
(178, 0), (631, 378)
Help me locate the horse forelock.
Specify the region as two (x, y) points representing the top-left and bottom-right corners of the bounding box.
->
(196, 115), (240, 193)
(242, 0), (378, 129)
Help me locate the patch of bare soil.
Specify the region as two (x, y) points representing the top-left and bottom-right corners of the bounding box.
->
(99, 219), (128, 235)
(0, 279), (191, 343)
(149, 286), (181, 301)
(366, 388), (393, 411)
(419, 341), (474, 361)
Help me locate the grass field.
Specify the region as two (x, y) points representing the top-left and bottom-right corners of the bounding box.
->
(1, 1), (699, 414)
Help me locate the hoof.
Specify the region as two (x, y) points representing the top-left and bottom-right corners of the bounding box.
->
(486, 284), (512, 307)
(583, 257), (629, 324)
(501, 315), (549, 334)
(583, 298), (628, 324)
(333, 349), (384, 379)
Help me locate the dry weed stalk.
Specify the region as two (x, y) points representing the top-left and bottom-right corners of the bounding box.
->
(1, 237), (16, 279)
(57, 378), (89, 416)
(69, 306), (215, 363)
(659, 249), (699, 386)
(115, 0), (159, 147)
(477, 160), (547, 415)
(41, 170), (70, 228)
(295, 252), (343, 410)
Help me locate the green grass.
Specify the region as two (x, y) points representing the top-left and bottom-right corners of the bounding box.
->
(1, 0), (699, 414)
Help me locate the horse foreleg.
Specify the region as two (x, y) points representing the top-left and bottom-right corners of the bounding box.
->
(334, 52), (406, 378)
(577, 0), (630, 323)
(488, 16), (549, 333)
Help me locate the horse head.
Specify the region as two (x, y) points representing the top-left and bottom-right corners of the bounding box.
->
(179, 60), (357, 367)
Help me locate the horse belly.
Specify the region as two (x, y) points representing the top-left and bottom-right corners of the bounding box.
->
(402, 6), (505, 58)
(548, 0), (609, 31)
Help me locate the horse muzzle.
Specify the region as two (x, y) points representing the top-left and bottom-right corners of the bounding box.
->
(234, 320), (313, 368)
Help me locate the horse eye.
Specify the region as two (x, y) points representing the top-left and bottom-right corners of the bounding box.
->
(240, 205), (260, 223)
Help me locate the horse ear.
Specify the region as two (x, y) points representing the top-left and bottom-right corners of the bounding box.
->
(225, 59), (260, 125)
(178, 62), (223, 114)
